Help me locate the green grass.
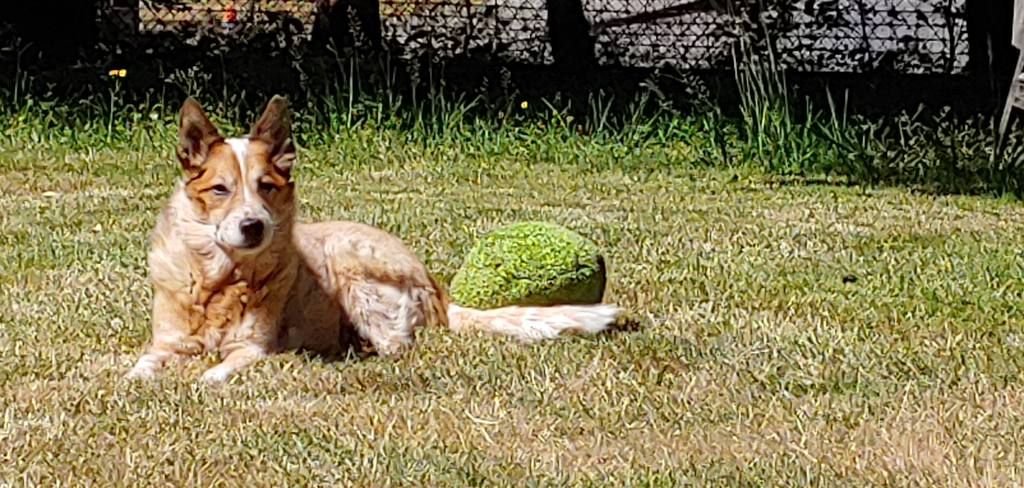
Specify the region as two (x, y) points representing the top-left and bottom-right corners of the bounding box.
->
(2, 102), (1024, 486)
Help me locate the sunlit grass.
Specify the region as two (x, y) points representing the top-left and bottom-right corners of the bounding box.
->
(2, 107), (1024, 485)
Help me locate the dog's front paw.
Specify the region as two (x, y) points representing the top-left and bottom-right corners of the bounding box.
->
(126, 356), (161, 380)
(200, 364), (233, 383)
(126, 367), (156, 380)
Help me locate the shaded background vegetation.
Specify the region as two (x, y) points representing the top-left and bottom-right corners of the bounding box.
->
(3, 0), (1024, 196)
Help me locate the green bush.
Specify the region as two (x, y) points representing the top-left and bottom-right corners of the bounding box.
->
(449, 222), (607, 310)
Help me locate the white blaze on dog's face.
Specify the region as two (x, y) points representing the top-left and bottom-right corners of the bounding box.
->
(176, 96), (296, 257)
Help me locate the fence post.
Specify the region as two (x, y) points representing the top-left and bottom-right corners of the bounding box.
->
(547, 0), (596, 74)
(992, 0), (1024, 164)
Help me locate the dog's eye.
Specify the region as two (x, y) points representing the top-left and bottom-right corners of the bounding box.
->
(211, 185), (230, 196)
(257, 182), (276, 196)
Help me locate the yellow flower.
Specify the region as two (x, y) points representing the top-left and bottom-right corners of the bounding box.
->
(520, 101), (528, 109)
(119, 69), (127, 77)
(109, 69), (127, 78)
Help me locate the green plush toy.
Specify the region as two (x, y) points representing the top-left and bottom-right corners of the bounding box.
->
(450, 221), (608, 310)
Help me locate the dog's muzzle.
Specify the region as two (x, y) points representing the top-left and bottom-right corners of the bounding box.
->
(239, 218), (266, 248)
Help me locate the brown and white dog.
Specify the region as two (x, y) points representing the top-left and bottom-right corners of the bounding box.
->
(127, 96), (620, 383)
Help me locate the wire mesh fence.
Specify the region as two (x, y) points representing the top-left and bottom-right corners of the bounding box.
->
(774, 0), (969, 73)
(379, 0), (552, 64)
(105, 0), (969, 74)
(586, 0), (967, 73)
(131, 0), (319, 38)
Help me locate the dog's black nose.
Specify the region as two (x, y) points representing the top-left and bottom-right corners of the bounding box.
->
(239, 218), (265, 246)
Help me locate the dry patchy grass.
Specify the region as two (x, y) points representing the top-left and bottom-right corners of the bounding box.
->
(1, 124), (1024, 486)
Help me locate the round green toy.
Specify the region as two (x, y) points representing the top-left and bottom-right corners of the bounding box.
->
(449, 221), (608, 310)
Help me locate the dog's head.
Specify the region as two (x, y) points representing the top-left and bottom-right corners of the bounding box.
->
(175, 95), (296, 257)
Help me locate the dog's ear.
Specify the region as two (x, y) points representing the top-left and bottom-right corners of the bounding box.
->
(176, 98), (223, 177)
(251, 95), (295, 179)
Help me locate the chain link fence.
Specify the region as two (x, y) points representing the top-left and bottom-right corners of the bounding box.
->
(378, 0), (551, 64)
(107, 0), (969, 74)
(587, 0), (967, 73)
(127, 0), (318, 38)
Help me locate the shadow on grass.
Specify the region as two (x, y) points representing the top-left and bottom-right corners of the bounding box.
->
(608, 313), (645, 335)
(758, 169), (1024, 200)
(293, 307), (646, 366)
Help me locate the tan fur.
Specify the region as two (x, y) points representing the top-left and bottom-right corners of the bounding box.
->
(128, 96), (620, 383)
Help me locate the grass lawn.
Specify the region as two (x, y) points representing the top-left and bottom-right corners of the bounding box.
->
(1, 120), (1023, 486)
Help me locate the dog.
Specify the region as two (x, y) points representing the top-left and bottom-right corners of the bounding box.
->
(127, 95), (621, 383)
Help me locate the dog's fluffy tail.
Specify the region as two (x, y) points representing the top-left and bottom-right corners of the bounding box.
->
(446, 303), (620, 342)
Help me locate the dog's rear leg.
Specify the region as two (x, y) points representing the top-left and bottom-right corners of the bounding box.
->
(344, 282), (421, 358)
